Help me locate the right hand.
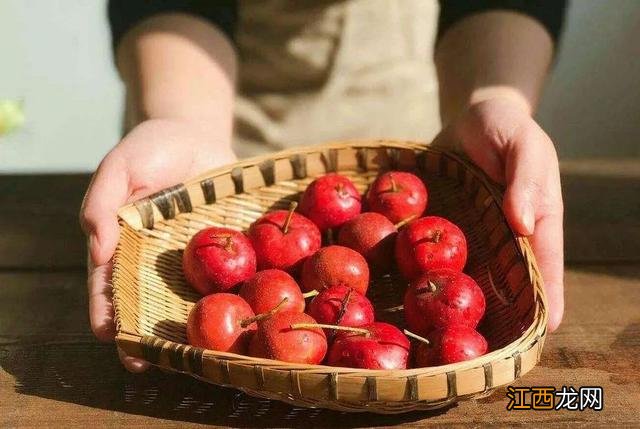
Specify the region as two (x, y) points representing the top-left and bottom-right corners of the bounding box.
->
(433, 99), (564, 331)
(80, 118), (236, 372)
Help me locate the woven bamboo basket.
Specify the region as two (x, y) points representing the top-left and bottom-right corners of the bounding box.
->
(113, 140), (548, 414)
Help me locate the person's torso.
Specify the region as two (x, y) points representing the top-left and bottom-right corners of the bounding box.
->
(233, 0), (440, 157)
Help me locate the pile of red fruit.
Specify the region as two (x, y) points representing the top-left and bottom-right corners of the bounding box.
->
(183, 171), (488, 370)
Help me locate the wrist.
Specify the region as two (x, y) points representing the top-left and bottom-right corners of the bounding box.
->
(127, 117), (234, 156)
(467, 87), (533, 116)
(126, 101), (234, 138)
(440, 87), (534, 128)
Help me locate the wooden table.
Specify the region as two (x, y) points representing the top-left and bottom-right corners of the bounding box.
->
(1, 160), (639, 427)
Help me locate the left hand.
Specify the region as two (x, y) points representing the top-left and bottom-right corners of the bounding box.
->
(80, 118), (236, 371)
(433, 98), (564, 331)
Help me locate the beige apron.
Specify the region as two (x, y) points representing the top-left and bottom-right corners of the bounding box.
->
(233, 0), (441, 158)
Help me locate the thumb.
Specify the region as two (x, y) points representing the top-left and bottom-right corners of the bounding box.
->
(501, 125), (556, 237)
(80, 154), (129, 266)
(501, 126), (566, 331)
(80, 153), (129, 343)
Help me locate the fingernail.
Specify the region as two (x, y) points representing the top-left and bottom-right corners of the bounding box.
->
(521, 203), (535, 236)
(118, 348), (151, 373)
(126, 358), (151, 373)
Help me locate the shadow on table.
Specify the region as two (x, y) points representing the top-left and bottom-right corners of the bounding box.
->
(1, 162), (638, 426)
(0, 341), (452, 427)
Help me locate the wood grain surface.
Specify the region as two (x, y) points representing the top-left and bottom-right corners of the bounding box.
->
(1, 160), (639, 427)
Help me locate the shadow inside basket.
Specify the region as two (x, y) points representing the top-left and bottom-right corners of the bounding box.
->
(119, 165), (534, 356)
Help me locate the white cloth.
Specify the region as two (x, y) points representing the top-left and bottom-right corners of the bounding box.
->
(233, 0), (441, 158)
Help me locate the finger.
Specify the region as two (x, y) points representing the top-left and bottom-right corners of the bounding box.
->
(529, 212), (565, 332)
(91, 254), (152, 371)
(80, 154), (129, 266)
(501, 126), (564, 330)
(88, 257), (116, 342)
(118, 348), (151, 373)
(501, 126), (556, 236)
(82, 154), (130, 344)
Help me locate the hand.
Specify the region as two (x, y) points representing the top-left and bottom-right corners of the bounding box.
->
(80, 118), (236, 371)
(434, 98), (564, 331)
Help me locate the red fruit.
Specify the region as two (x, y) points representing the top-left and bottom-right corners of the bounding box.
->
(366, 171), (427, 224)
(337, 212), (397, 273)
(298, 174), (361, 231)
(248, 205), (321, 274)
(414, 325), (488, 366)
(306, 285), (374, 330)
(183, 227), (257, 294)
(248, 311), (327, 364)
(395, 216), (467, 280)
(239, 269), (305, 314)
(404, 269), (485, 336)
(300, 245), (369, 295)
(326, 322), (410, 369)
(186, 293), (257, 353)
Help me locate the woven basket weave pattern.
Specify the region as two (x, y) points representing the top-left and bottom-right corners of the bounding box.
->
(113, 141), (547, 414)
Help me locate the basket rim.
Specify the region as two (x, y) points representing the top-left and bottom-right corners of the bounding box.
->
(114, 139), (548, 378)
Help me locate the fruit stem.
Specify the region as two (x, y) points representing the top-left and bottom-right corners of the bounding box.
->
(282, 201), (298, 234)
(240, 297), (288, 327)
(302, 290), (320, 299)
(416, 281), (438, 295)
(224, 237), (233, 252)
(290, 323), (370, 336)
(378, 304), (404, 313)
(207, 233), (235, 252)
(403, 329), (430, 345)
(394, 214), (417, 229)
(432, 229), (442, 243)
(334, 288), (353, 326)
(389, 173), (398, 192)
(487, 266), (510, 306)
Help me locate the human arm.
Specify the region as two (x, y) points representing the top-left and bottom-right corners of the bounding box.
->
(434, 2), (567, 331)
(80, 8), (238, 371)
